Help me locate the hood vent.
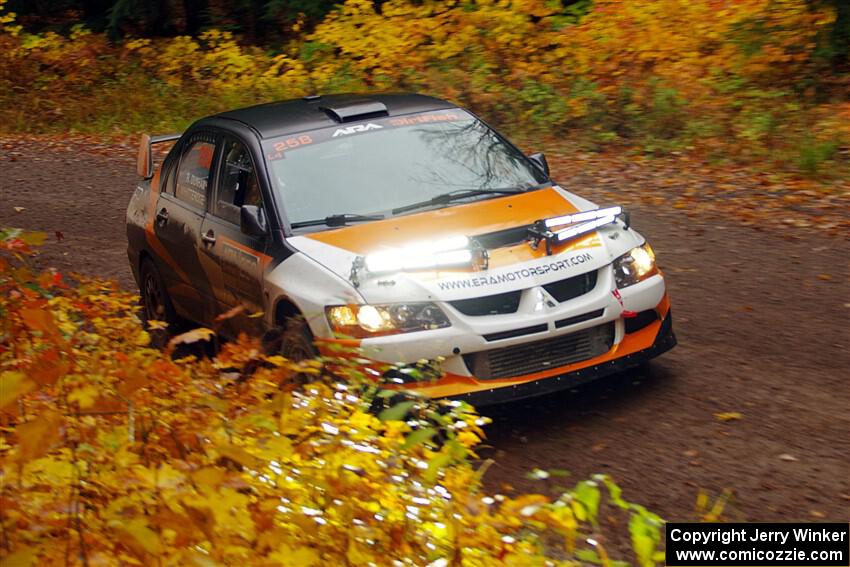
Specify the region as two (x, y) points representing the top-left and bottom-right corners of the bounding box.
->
(320, 100), (388, 123)
(471, 225), (531, 250)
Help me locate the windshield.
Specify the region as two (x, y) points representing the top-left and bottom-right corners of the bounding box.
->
(263, 110), (548, 228)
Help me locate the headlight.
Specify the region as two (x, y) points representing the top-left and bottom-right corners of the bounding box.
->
(326, 303), (451, 338)
(613, 243), (657, 288)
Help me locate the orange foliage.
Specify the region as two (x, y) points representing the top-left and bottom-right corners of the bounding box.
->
(0, 0), (847, 166)
(0, 228), (664, 565)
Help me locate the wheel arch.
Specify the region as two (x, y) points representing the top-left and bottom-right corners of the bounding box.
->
(273, 296), (304, 328)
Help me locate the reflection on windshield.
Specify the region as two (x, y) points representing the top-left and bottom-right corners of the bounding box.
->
(265, 110), (547, 227)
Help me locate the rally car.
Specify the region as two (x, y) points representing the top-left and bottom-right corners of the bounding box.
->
(127, 93), (675, 404)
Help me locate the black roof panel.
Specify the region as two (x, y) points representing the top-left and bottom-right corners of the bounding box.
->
(209, 93), (457, 139)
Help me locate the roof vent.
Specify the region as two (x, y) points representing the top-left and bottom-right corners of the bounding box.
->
(320, 100), (389, 123)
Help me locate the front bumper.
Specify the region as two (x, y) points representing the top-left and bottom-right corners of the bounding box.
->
(320, 297), (675, 407)
(450, 310), (676, 405)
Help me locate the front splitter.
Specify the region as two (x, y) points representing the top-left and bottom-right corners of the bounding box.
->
(449, 312), (677, 406)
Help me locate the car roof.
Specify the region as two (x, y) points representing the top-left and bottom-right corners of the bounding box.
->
(210, 93), (458, 139)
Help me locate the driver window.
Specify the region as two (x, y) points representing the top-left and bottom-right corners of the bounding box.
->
(175, 140), (214, 208)
(216, 139), (263, 225)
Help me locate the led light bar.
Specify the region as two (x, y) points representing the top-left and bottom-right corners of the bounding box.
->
(363, 235), (479, 274)
(528, 205), (628, 255)
(553, 215), (617, 241)
(544, 206), (622, 229)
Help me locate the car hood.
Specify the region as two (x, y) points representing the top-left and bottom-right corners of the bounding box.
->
(286, 186), (644, 304)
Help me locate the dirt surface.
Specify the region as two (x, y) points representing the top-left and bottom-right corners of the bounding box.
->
(1, 139), (848, 524)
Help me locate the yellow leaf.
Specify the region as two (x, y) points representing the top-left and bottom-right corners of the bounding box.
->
(216, 445), (262, 470)
(270, 545), (321, 566)
(169, 327), (216, 349)
(347, 541), (371, 565)
(192, 467), (225, 487)
(19, 308), (57, 335)
(111, 519), (162, 559)
(0, 546), (39, 567)
(16, 409), (63, 463)
(714, 412), (743, 422)
(175, 550), (220, 566)
(134, 330), (151, 346)
(134, 463), (186, 489)
(0, 371), (36, 410)
(147, 319), (169, 331)
(68, 384), (99, 409)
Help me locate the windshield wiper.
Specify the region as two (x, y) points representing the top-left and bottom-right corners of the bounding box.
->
(392, 187), (529, 215)
(291, 213), (384, 229)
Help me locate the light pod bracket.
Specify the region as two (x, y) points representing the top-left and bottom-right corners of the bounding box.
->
(528, 206), (629, 255)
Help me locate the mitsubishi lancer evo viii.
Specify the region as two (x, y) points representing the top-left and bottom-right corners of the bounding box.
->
(127, 93), (676, 404)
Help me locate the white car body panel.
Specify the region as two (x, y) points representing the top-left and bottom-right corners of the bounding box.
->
(267, 186), (664, 373)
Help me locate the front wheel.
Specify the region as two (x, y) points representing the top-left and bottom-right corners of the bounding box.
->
(261, 317), (318, 361)
(280, 317), (317, 362)
(262, 317), (318, 385)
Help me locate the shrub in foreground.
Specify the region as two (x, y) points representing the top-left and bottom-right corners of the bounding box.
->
(0, 228), (663, 565)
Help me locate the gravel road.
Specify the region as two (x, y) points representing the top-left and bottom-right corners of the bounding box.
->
(1, 140), (848, 523)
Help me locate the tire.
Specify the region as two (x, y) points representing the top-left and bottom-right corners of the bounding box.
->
(139, 258), (179, 340)
(261, 317), (318, 386)
(279, 317), (317, 362)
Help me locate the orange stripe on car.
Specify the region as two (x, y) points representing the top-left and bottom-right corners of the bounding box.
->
(304, 187), (595, 257)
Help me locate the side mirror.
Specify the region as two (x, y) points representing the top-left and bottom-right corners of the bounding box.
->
(241, 205), (268, 237)
(528, 152), (549, 176)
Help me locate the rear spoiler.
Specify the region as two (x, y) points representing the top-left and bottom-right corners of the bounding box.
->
(136, 133), (182, 179)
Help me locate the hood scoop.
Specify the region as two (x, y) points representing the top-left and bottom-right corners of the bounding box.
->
(471, 225), (532, 250)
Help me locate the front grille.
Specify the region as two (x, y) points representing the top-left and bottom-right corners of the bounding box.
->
(483, 323), (548, 342)
(543, 270), (598, 303)
(554, 308), (605, 329)
(464, 323), (615, 379)
(449, 290), (521, 316)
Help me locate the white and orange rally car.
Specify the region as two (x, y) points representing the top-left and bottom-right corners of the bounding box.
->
(127, 93), (675, 404)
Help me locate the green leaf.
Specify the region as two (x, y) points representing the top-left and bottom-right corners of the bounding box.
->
(630, 513), (661, 567)
(632, 534), (655, 567)
(575, 548), (601, 564)
(402, 427), (436, 450)
(424, 450), (453, 483)
(574, 480), (601, 525)
(20, 231), (48, 246)
(378, 400), (416, 422)
(601, 475), (628, 509)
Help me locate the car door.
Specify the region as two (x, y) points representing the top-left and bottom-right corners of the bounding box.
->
(199, 136), (270, 334)
(153, 132), (219, 324)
